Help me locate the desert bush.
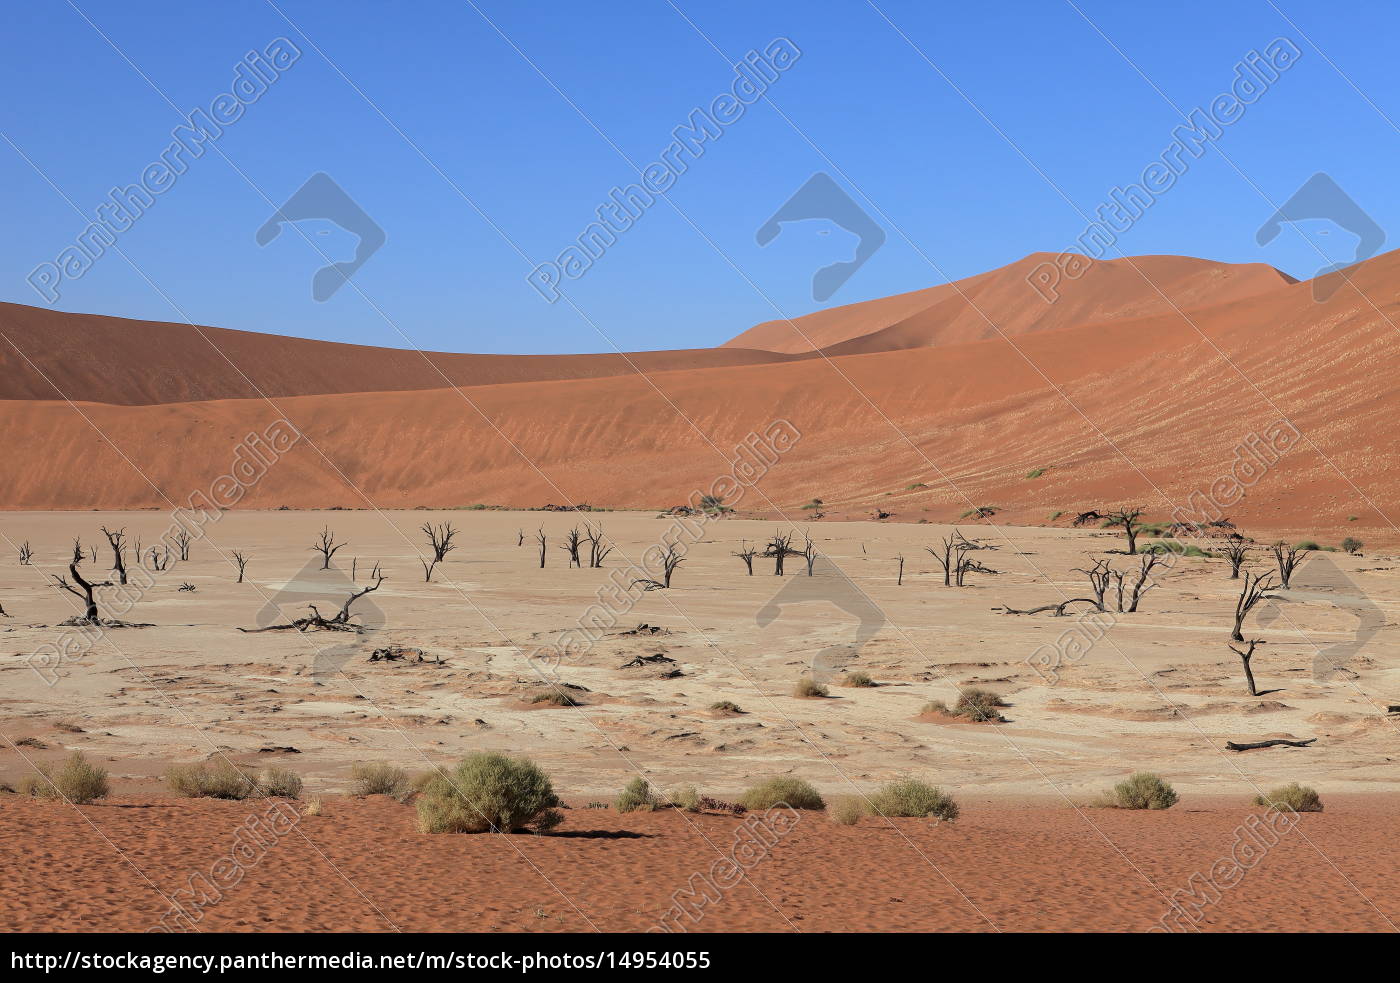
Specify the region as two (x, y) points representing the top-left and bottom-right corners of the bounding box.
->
(921, 699), (950, 715)
(868, 778), (959, 821)
(303, 796), (323, 816)
(260, 766), (303, 799)
(530, 689), (581, 707)
(793, 677), (829, 699)
(24, 752), (109, 804)
(668, 783), (702, 812)
(415, 752), (562, 834)
(1253, 782), (1322, 813)
(844, 671), (876, 688)
(1145, 540), (1214, 557)
(1294, 540), (1321, 551)
(1111, 772), (1178, 810)
(1342, 537), (1363, 555)
(710, 700), (743, 713)
(738, 776), (825, 811)
(1025, 467), (1046, 479)
(615, 776), (661, 813)
(165, 759), (259, 800)
(828, 795), (867, 826)
(350, 761), (410, 799)
(954, 688), (1006, 722)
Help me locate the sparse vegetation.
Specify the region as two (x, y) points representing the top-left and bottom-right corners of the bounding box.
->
(738, 776), (825, 811)
(260, 766), (303, 799)
(615, 776), (661, 813)
(1108, 772), (1178, 810)
(793, 677), (829, 698)
(530, 688), (582, 707)
(23, 751), (109, 804)
(350, 761), (410, 799)
(415, 752), (562, 834)
(828, 796), (867, 825)
(959, 506), (997, 520)
(844, 671), (876, 688)
(1342, 537), (1363, 555)
(953, 688), (1007, 722)
(868, 778), (958, 821)
(1253, 782), (1322, 813)
(921, 699), (950, 715)
(165, 760), (259, 800)
(1025, 467), (1047, 480)
(709, 700), (743, 713)
(668, 783), (702, 812)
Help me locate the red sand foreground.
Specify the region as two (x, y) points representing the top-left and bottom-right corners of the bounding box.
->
(5, 795), (1396, 933)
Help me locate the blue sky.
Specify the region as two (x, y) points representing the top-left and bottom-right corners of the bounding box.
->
(1, 0), (1396, 354)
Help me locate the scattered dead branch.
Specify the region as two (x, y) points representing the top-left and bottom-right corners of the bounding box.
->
(240, 573), (386, 633)
(1224, 738), (1315, 752)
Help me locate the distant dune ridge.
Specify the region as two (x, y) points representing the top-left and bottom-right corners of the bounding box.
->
(0, 250), (1394, 540)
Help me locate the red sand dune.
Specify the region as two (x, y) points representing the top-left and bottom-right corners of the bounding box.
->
(0, 250), (1395, 543)
(2, 796), (1396, 932)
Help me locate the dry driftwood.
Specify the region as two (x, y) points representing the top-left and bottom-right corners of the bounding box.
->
(240, 573), (385, 633)
(1224, 738), (1316, 751)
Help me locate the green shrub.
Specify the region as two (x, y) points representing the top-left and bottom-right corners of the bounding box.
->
(165, 760), (259, 800)
(350, 761), (410, 799)
(793, 677), (829, 698)
(738, 776), (825, 811)
(1342, 537), (1363, 555)
(1025, 467), (1046, 480)
(1048, 510), (1064, 521)
(1111, 772), (1178, 810)
(1295, 540), (1321, 551)
(828, 796), (867, 826)
(906, 482), (928, 490)
(260, 766), (303, 799)
(709, 700), (743, 713)
(1254, 782), (1322, 813)
(844, 671), (876, 688)
(954, 688), (1006, 723)
(868, 778), (958, 821)
(1145, 540), (1214, 557)
(416, 752), (562, 834)
(24, 752), (109, 804)
(616, 776), (661, 813)
(668, 783), (702, 812)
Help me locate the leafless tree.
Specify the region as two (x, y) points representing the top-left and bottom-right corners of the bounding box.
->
(799, 535), (818, 576)
(1126, 552), (1165, 612)
(764, 531), (798, 576)
(71, 539), (84, 565)
(1232, 570), (1278, 642)
(733, 541), (758, 575)
(583, 524), (612, 568)
(310, 526), (345, 570)
(232, 551), (250, 583)
(1222, 537), (1249, 579)
(18, 542), (32, 566)
(1229, 638), (1264, 696)
(52, 559), (112, 624)
(1104, 506), (1145, 554)
(242, 572), (386, 633)
(535, 529), (547, 569)
(896, 553), (905, 586)
(1071, 510), (1104, 527)
(516, 528), (525, 547)
(927, 531), (998, 587)
(173, 530), (193, 562)
(101, 526), (129, 585)
(633, 543), (684, 590)
(148, 547), (171, 572)
(1270, 542), (1305, 588)
(420, 521), (459, 582)
(560, 526), (583, 568)
(1076, 559), (1114, 611)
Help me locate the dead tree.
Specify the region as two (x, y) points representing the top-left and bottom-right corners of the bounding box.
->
(310, 526), (346, 570)
(764, 531), (798, 576)
(560, 526), (583, 568)
(232, 551), (250, 583)
(101, 526), (129, 585)
(896, 554), (905, 586)
(51, 561), (112, 624)
(71, 539), (84, 564)
(1222, 538), (1249, 579)
(173, 530), (193, 562)
(583, 524), (612, 568)
(1225, 738), (1314, 752)
(733, 541), (758, 576)
(1229, 638), (1263, 696)
(1075, 559), (1113, 611)
(1071, 510), (1104, 527)
(1232, 570), (1278, 642)
(242, 573), (386, 633)
(420, 521), (459, 582)
(1126, 553), (1164, 612)
(1270, 542), (1305, 588)
(1104, 507), (1145, 554)
(929, 531), (998, 586)
(927, 533), (963, 587)
(633, 543), (684, 590)
(516, 528), (525, 547)
(535, 529), (547, 569)
(18, 542), (32, 565)
(800, 535), (818, 576)
(148, 547), (171, 572)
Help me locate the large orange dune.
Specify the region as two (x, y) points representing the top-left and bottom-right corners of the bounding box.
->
(1, 250), (1396, 543)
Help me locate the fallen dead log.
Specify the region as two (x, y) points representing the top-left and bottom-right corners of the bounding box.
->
(1224, 738), (1316, 751)
(996, 598), (1101, 616)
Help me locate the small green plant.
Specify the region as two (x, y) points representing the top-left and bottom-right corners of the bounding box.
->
(350, 761), (410, 799)
(793, 677), (829, 699)
(905, 482), (928, 490)
(1342, 537), (1362, 555)
(1348, 515), (1359, 521)
(868, 778), (959, 821)
(954, 688), (1006, 723)
(260, 766), (303, 799)
(1048, 510), (1064, 521)
(1025, 467), (1046, 480)
(844, 671), (876, 688)
(959, 506), (997, 519)
(1109, 772), (1178, 810)
(1144, 540), (1214, 558)
(1294, 540), (1321, 551)
(165, 760), (259, 800)
(23, 752), (109, 804)
(1253, 782), (1322, 813)
(416, 752), (562, 834)
(615, 776), (661, 813)
(828, 796), (867, 826)
(709, 700), (743, 713)
(739, 776), (825, 811)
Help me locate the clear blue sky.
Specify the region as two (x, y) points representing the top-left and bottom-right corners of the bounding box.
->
(2, 0), (1395, 355)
